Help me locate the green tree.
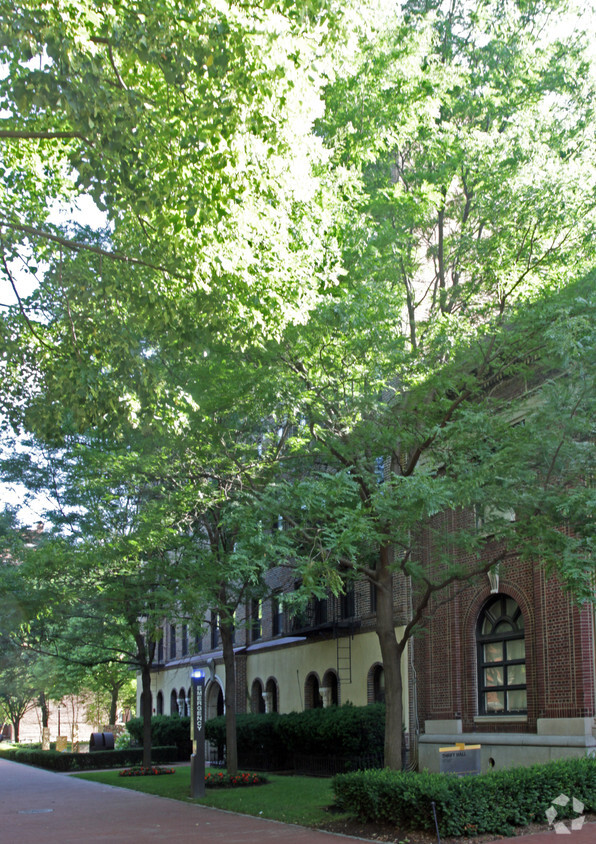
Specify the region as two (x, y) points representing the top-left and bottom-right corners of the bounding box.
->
(0, 0), (349, 339)
(1, 0), (595, 777)
(0, 642), (40, 742)
(257, 1), (596, 768)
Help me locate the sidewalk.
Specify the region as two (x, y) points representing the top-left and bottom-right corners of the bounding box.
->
(2, 757), (594, 844)
(0, 757), (375, 843)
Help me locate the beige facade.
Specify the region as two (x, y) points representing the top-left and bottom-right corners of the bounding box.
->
(138, 623), (408, 726)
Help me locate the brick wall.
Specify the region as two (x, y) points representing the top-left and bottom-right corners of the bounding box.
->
(415, 511), (595, 735)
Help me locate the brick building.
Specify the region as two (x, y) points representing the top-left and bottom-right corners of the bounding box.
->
(417, 525), (596, 771)
(139, 532), (596, 773)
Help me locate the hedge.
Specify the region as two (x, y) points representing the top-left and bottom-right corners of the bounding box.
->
(333, 757), (596, 837)
(125, 714), (192, 760)
(205, 704), (385, 765)
(126, 713), (190, 747)
(0, 745), (178, 772)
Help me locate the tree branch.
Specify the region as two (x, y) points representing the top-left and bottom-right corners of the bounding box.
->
(0, 129), (93, 144)
(1, 220), (183, 279)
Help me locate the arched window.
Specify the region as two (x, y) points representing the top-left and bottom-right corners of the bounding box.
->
(477, 595), (526, 715)
(156, 691), (164, 715)
(373, 665), (385, 704)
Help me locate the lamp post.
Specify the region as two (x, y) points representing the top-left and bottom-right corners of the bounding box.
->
(190, 668), (206, 798)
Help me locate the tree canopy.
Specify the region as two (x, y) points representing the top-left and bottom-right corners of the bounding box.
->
(1, 0), (596, 771)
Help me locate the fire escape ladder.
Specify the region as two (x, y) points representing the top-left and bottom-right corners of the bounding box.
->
(336, 627), (352, 685)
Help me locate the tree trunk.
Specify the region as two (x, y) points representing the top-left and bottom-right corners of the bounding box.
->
(375, 543), (406, 770)
(219, 620), (238, 776)
(39, 690), (49, 728)
(140, 663), (153, 769)
(109, 685), (119, 726)
(12, 716), (20, 743)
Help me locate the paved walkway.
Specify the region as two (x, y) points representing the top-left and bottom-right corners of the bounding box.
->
(1, 758), (373, 844)
(1, 757), (595, 844)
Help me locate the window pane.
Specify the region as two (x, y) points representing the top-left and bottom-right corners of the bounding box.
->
(507, 638), (525, 660)
(507, 689), (527, 711)
(485, 690), (505, 712)
(505, 598), (517, 620)
(484, 666), (504, 687)
(508, 663), (526, 685)
(495, 620), (513, 633)
(482, 615), (494, 635)
(484, 642), (503, 663)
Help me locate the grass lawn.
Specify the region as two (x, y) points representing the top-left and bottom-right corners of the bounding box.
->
(73, 767), (344, 828)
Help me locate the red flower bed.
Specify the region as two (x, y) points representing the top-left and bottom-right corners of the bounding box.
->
(205, 771), (268, 788)
(119, 766), (176, 777)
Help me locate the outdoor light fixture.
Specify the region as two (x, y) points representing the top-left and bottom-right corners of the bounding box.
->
(190, 666), (206, 798)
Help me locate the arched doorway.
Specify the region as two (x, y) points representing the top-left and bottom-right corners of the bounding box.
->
(265, 677), (279, 713)
(251, 679), (265, 713)
(322, 669), (339, 706)
(372, 664), (385, 703)
(304, 672), (323, 709)
(170, 689), (179, 715)
(206, 680), (224, 719)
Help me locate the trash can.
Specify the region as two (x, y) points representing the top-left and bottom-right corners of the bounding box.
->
(89, 732), (115, 751)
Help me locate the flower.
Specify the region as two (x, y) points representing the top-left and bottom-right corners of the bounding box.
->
(118, 766), (176, 777)
(203, 771), (268, 788)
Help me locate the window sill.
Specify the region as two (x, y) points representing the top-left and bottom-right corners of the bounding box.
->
(474, 715), (528, 723)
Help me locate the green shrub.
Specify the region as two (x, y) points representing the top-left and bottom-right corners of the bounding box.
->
(125, 713), (191, 747)
(0, 744), (178, 772)
(125, 714), (192, 760)
(279, 704), (385, 756)
(205, 704), (385, 765)
(333, 757), (596, 837)
(206, 713), (279, 754)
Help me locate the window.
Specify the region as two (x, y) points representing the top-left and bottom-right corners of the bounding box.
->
(313, 596), (327, 625)
(477, 595), (526, 715)
(181, 624), (188, 657)
(272, 594), (283, 636)
(169, 624), (176, 659)
(339, 586), (355, 620)
(251, 600), (262, 642)
(194, 629), (203, 653)
(370, 582), (377, 614)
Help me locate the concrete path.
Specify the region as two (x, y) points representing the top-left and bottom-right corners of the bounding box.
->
(2, 757), (595, 844)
